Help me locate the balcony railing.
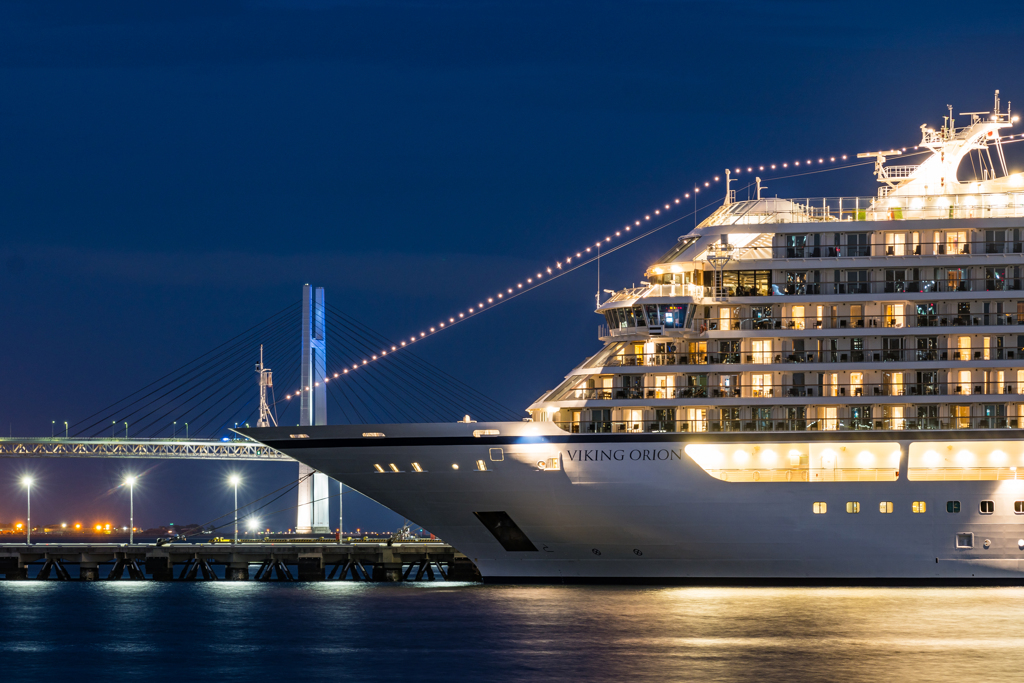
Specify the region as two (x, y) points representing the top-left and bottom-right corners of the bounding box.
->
(558, 380), (1024, 401)
(768, 239), (1023, 260)
(553, 416), (1019, 434)
(602, 345), (1021, 368)
(710, 194), (1024, 227)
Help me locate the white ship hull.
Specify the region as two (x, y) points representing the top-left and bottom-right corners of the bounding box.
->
(244, 422), (1024, 583)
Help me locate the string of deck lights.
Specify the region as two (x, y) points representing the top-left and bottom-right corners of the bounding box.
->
(282, 134), (1024, 401)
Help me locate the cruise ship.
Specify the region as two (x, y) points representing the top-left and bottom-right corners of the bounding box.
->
(243, 98), (1024, 582)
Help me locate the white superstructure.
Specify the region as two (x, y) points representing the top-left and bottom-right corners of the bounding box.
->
(245, 98), (1024, 582)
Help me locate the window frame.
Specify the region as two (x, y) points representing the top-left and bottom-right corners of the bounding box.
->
(956, 532), (974, 549)
(879, 501), (894, 513)
(980, 500), (995, 514)
(812, 501), (827, 514)
(946, 500), (961, 513)
(912, 501), (926, 513)
(1014, 500), (1024, 515)
(845, 501), (860, 514)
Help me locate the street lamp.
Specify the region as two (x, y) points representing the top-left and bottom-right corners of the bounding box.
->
(248, 518), (260, 537)
(229, 475), (241, 544)
(173, 421), (177, 438)
(185, 423), (189, 439)
(124, 475), (137, 544)
(21, 476), (33, 545)
(124, 422), (128, 438)
(64, 421), (68, 439)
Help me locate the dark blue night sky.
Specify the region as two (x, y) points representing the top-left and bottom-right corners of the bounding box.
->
(2, 0), (1023, 531)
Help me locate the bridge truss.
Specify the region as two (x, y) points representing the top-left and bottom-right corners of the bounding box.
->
(0, 438), (291, 461)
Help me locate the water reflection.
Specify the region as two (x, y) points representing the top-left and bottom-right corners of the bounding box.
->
(0, 584), (1022, 681)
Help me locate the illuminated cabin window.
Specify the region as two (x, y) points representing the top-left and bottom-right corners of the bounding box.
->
(956, 532), (974, 549)
(980, 500), (994, 514)
(488, 448), (504, 462)
(411, 462), (424, 473)
(846, 501), (860, 514)
(880, 501), (894, 513)
(908, 441), (1024, 481)
(912, 501), (927, 513)
(1015, 501), (1024, 514)
(684, 442), (899, 483)
(290, 434), (310, 439)
(812, 502), (827, 514)
(473, 429), (500, 437)
(947, 501), (961, 513)
(389, 463), (400, 473)
(476, 460), (487, 471)
(373, 464), (385, 473)
(363, 432), (385, 438)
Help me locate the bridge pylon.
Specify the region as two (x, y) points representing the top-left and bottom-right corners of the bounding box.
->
(296, 284), (331, 534)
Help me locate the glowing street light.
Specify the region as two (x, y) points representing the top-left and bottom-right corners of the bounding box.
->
(124, 475), (137, 544)
(21, 476), (33, 545)
(229, 475), (241, 544)
(247, 518), (260, 535)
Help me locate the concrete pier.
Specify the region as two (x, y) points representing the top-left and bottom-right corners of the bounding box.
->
(0, 542), (479, 582)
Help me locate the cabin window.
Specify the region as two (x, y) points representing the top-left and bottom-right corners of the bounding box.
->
(947, 501), (961, 513)
(1014, 501), (1024, 514)
(912, 501), (927, 513)
(846, 501), (860, 514)
(752, 339), (772, 364)
(980, 500), (994, 514)
(751, 373), (772, 397)
(812, 502), (827, 514)
(879, 501), (894, 513)
(956, 533), (974, 549)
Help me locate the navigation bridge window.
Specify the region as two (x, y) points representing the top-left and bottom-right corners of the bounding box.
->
(604, 304), (692, 331)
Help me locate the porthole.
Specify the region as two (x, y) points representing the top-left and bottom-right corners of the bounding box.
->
(912, 501), (926, 513)
(980, 500), (994, 514)
(1014, 501), (1024, 514)
(947, 500), (961, 513)
(846, 501), (860, 514)
(879, 501), (893, 513)
(813, 502), (827, 514)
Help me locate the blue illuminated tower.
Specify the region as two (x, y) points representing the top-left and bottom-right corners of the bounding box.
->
(297, 284), (331, 534)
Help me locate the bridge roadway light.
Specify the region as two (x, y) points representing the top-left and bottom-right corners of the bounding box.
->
(21, 477), (33, 545)
(64, 421), (68, 439)
(124, 476), (137, 545)
(229, 475), (241, 544)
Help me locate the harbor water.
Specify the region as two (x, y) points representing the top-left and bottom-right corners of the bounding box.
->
(2, 583), (1023, 681)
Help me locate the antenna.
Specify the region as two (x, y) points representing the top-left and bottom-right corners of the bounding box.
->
(995, 89), (1001, 115)
(724, 169), (734, 206)
(755, 177), (763, 200)
(256, 344), (277, 428)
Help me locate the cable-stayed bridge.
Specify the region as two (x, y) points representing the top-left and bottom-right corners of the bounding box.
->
(4, 284), (521, 531)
